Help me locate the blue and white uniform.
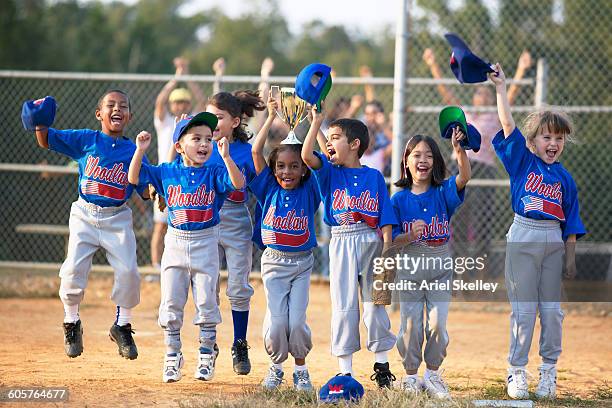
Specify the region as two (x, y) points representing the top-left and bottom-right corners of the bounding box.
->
(311, 151), (397, 357)
(207, 141), (256, 312)
(48, 128), (147, 310)
(493, 127), (586, 367)
(391, 176), (465, 373)
(139, 158), (236, 352)
(249, 166), (320, 364)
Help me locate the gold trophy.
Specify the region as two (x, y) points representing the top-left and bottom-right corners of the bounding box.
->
(270, 86), (308, 144)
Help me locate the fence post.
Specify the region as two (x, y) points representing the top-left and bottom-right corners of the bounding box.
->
(534, 58), (548, 108)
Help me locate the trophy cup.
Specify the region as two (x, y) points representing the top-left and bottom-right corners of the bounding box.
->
(270, 86), (308, 144)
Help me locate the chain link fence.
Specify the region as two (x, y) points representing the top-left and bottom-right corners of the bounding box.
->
(0, 62), (612, 280)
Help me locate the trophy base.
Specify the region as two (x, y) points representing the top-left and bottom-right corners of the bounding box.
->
(280, 132), (303, 145)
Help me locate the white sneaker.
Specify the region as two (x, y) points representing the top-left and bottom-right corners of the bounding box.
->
(507, 367), (530, 399)
(194, 344), (219, 381)
(162, 352), (184, 383)
(262, 366), (284, 390)
(398, 374), (422, 395)
(535, 364), (557, 399)
(293, 369), (313, 391)
(423, 370), (450, 399)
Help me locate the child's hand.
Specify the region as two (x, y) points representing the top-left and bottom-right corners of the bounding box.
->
(261, 57), (274, 78)
(218, 137), (230, 158)
(267, 94), (278, 116)
(311, 102), (325, 124)
(350, 94), (364, 110)
(422, 48), (436, 67)
(451, 126), (467, 152)
(564, 251), (577, 279)
(517, 50), (532, 71)
(409, 220), (427, 242)
(213, 57), (226, 76)
(488, 63), (505, 86)
(136, 131), (152, 151)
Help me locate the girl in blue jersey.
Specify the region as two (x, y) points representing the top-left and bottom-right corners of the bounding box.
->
(489, 64), (586, 400)
(391, 129), (471, 399)
(205, 90), (265, 375)
(129, 113), (245, 383)
(249, 95), (321, 391)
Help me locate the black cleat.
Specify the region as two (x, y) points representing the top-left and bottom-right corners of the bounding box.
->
(109, 323), (138, 360)
(231, 339), (251, 375)
(63, 320), (83, 358)
(370, 362), (396, 389)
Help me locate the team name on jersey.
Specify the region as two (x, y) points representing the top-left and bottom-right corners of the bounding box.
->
(263, 206), (309, 231)
(332, 189), (379, 212)
(403, 215), (449, 240)
(84, 156), (128, 186)
(166, 184), (215, 207)
(524, 172), (562, 203)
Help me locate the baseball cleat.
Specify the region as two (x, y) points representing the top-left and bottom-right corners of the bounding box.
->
(535, 364), (557, 399)
(370, 362), (396, 389)
(507, 367), (530, 399)
(109, 323), (138, 360)
(194, 344), (219, 381)
(398, 374), (422, 395)
(231, 339), (251, 375)
(162, 352), (184, 383)
(63, 320), (83, 358)
(293, 370), (313, 391)
(423, 370), (450, 399)
(262, 366), (284, 390)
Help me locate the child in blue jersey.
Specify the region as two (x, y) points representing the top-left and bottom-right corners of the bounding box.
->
(128, 113), (245, 383)
(302, 106), (398, 388)
(206, 90), (265, 375)
(31, 90), (148, 360)
(391, 130), (471, 399)
(249, 95), (321, 391)
(490, 64), (586, 400)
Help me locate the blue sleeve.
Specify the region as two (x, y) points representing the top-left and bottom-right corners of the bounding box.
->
(47, 128), (89, 160)
(390, 193), (403, 241)
(248, 166), (275, 204)
(212, 165), (235, 194)
(492, 127), (532, 179)
(139, 161), (164, 197)
(442, 176), (465, 218)
(310, 151), (331, 194)
(244, 156), (257, 184)
(561, 176), (587, 241)
(306, 175), (322, 209)
(377, 173), (398, 228)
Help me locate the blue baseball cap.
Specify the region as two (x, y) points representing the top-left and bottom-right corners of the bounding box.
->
(295, 63), (332, 108)
(172, 112), (218, 143)
(319, 375), (364, 403)
(445, 33), (495, 84)
(439, 106), (481, 152)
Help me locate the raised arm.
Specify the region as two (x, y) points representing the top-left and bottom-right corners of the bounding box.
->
(154, 60), (180, 121)
(423, 48), (460, 106)
(212, 57), (226, 96)
(359, 65), (376, 103)
(177, 58), (207, 112)
(252, 57), (274, 132)
(301, 105), (324, 170)
(129, 131), (151, 185)
(489, 63), (516, 137)
(451, 127), (472, 190)
(507, 50), (532, 105)
(252, 94), (277, 175)
(218, 137), (245, 189)
(35, 126), (50, 149)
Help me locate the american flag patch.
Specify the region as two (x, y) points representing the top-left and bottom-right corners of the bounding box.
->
(261, 229), (309, 247)
(334, 211), (379, 228)
(170, 208), (213, 226)
(80, 179), (126, 200)
(522, 195), (565, 221)
(227, 190), (246, 203)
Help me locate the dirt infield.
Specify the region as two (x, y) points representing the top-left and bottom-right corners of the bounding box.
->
(0, 275), (610, 407)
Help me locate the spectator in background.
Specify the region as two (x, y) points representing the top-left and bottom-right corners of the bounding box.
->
(423, 48), (532, 257)
(151, 56), (223, 272)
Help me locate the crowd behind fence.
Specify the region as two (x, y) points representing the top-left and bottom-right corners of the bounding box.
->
(0, 70), (610, 282)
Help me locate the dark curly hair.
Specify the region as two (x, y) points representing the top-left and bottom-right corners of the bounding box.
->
(207, 90), (265, 142)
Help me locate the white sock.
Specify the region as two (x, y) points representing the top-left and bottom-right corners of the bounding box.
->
(338, 354), (353, 375)
(295, 364), (307, 373)
(541, 362), (556, 370)
(63, 304), (79, 323)
(271, 363), (283, 372)
(115, 306), (132, 326)
(374, 351), (389, 364)
(424, 368), (438, 379)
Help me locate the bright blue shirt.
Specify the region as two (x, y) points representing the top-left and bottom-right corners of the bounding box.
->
(47, 128), (147, 207)
(139, 158), (235, 230)
(310, 151), (397, 229)
(493, 127), (586, 240)
(391, 176), (465, 245)
(206, 140), (255, 204)
(249, 167), (321, 252)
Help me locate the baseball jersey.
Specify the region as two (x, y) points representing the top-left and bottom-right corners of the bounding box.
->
(249, 166), (321, 252)
(493, 127), (586, 240)
(47, 128), (147, 207)
(206, 140), (255, 203)
(391, 175), (465, 245)
(310, 151), (397, 229)
(138, 158), (236, 230)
